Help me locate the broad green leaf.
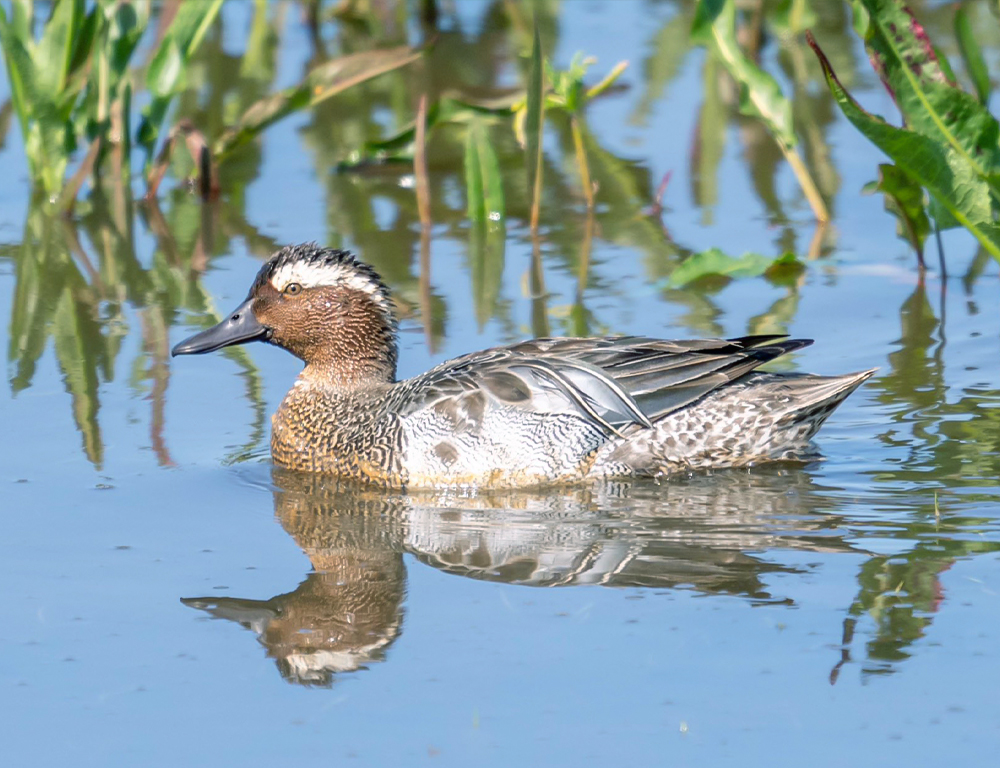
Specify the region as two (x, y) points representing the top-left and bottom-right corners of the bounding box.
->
(35, 0), (84, 97)
(9, 238), (53, 392)
(691, 0), (795, 148)
(526, 23), (544, 228)
(863, 163), (930, 261)
(33, 99), (72, 194)
(138, 0), (222, 155)
(464, 119), (504, 224)
(0, 5), (35, 139)
(214, 45), (422, 160)
(147, 38), (183, 97)
(66, 4), (98, 82)
(954, 4), (990, 106)
(9, 0), (31, 41)
(809, 33), (1000, 261)
(859, 0), (1000, 197)
(666, 248), (799, 287)
(353, 95), (511, 165)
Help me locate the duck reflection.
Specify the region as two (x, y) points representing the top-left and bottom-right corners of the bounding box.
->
(184, 466), (857, 686)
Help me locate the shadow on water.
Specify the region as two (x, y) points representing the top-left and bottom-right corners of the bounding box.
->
(182, 463), (1000, 688)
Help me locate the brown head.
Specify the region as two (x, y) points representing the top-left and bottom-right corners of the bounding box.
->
(172, 243), (398, 387)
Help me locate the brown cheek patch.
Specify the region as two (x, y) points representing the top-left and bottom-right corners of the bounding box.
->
(252, 285), (281, 326)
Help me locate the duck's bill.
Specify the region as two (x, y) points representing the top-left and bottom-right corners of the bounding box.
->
(171, 299), (269, 356)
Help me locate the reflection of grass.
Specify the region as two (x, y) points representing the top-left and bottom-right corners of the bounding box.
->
(5, 192), (268, 469)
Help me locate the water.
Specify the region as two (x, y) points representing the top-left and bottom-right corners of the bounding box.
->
(2, 1), (999, 765)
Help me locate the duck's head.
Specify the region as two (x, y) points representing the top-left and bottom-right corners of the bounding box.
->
(172, 243), (397, 385)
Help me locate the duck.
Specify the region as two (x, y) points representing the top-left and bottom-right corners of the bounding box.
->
(172, 243), (874, 488)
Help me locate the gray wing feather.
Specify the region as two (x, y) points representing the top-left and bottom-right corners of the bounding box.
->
(394, 335), (812, 431)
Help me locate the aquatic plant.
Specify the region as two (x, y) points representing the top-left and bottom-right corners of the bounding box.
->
(0, 0), (222, 202)
(808, 0), (1000, 267)
(0, 0), (420, 207)
(691, 0), (829, 224)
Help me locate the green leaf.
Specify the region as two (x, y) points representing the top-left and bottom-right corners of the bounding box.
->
(691, 0), (795, 148)
(525, 23), (545, 227)
(35, 0), (84, 97)
(353, 96), (506, 164)
(809, 33), (1000, 261)
(108, 2), (146, 81)
(66, 4), (98, 81)
(0, 4), (35, 139)
(214, 44), (422, 160)
(863, 163), (930, 261)
(849, 0), (870, 39)
(772, 0), (818, 36)
(138, 0), (222, 157)
(147, 38), (183, 97)
(465, 117), (505, 326)
(666, 248), (797, 287)
(468, 219), (506, 329)
(9, 0), (32, 41)
(464, 119), (504, 224)
(859, 0), (1000, 198)
(954, 4), (990, 106)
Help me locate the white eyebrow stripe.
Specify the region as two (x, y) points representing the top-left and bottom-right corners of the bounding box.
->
(269, 260), (391, 311)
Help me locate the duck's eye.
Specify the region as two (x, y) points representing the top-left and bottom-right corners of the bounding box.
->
(284, 283), (303, 296)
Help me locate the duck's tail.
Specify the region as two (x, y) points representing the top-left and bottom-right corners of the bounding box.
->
(774, 368), (877, 432)
(590, 368), (876, 476)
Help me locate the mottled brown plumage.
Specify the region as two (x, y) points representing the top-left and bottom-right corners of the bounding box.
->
(172, 244), (875, 488)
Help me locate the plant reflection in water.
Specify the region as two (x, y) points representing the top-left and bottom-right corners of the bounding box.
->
(182, 463), (996, 688)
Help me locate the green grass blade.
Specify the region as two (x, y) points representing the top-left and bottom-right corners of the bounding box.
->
(464, 118), (504, 223)
(0, 5), (35, 139)
(36, 0), (84, 97)
(213, 44), (422, 160)
(108, 2), (147, 81)
(691, 0), (795, 148)
(954, 4), (990, 106)
(526, 22), (544, 231)
(137, 0), (222, 157)
(465, 117), (505, 326)
(66, 4), (97, 82)
(9, 0), (31, 40)
(809, 33), (1000, 262)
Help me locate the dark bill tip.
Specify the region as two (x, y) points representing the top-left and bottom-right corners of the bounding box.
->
(171, 298), (268, 357)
